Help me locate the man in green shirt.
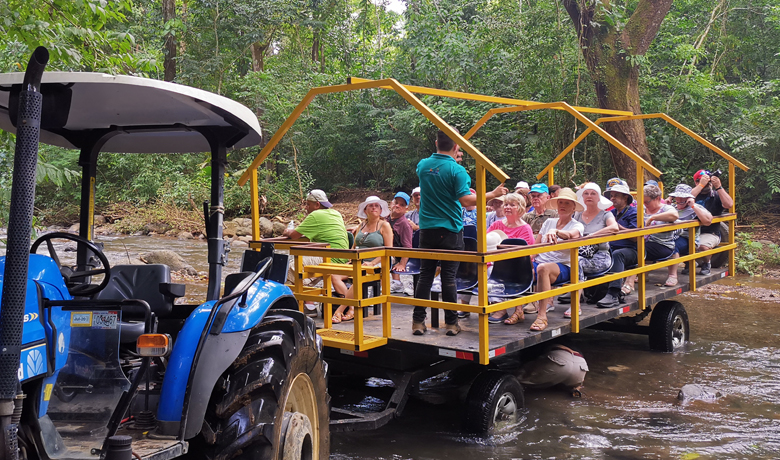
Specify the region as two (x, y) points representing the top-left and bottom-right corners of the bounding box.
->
(284, 189), (349, 287)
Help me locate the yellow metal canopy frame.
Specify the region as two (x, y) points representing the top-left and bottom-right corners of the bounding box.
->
(241, 78), (748, 365)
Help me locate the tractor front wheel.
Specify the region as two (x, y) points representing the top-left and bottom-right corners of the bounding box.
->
(199, 310), (329, 460)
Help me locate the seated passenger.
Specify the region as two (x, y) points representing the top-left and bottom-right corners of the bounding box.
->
(283, 189), (349, 285)
(595, 178), (637, 308)
(529, 188), (584, 332)
(548, 184), (562, 198)
(523, 183), (558, 235)
(689, 169), (734, 274)
(515, 181), (530, 195)
(406, 187), (421, 232)
(485, 193), (535, 325)
(387, 192), (414, 294)
(668, 183), (712, 277)
(643, 184), (680, 286)
(331, 196), (393, 324)
(485, 196), (505, 228)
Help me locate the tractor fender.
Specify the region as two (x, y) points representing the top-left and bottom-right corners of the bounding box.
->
(157, 278), (296, 438)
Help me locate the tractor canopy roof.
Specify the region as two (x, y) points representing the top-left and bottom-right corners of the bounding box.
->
(0, 72), (262, 153)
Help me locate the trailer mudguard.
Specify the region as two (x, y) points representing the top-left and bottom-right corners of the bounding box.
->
(157, 277), (295, 437)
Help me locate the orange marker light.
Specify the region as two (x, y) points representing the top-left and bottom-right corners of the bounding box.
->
(136, 334), (172, 357)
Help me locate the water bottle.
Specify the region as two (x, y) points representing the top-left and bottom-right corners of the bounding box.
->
(287, 220), (295, 230)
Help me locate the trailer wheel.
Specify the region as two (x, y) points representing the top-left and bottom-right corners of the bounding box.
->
(199, 310), (329, 460)
(649, 301), (689, 352)
(464, 370), (524, 435)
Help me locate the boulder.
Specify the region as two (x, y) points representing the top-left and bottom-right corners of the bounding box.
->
(233, 217), (252, 227)
(68, 223), (80, 233)
(145, 222), (172, 235)
(234, 218), (253, 236)
(272, 221), (287, 237)
(238, 235), (252, 242)
(678, 384), (722, 404)
(232, 240), (249, 248)
(258, 217), (274, 237)
(131, 231), (144, 236)
(139, 250), (198, 276)
(94, 215), (106, 225)
(223, 220), (238, 238)
(165, 229), (178, 237)
(178, 231), (194, 240)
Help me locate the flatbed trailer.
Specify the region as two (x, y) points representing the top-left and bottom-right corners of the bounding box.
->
(240, 78), (748, 434)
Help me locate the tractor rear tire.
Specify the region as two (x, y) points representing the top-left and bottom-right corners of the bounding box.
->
(199, 310), (329, 460)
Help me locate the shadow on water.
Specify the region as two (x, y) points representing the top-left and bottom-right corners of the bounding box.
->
(330, 279), (780, 460)
(20, 235), (780, 459)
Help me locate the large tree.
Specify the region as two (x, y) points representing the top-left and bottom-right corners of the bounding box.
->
(562, 0), (673, 185)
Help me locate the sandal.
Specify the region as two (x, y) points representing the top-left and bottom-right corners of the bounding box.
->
(564, 307), (581, 319)
(332, 311), (343, 324)
(504, 309), (525, 325)
(621, 284), (634, 296)
(488, 313), (509, 324)
(664, 276), (678, 287)
(530, 317), (548, 331)
(341, 309), (355, 321)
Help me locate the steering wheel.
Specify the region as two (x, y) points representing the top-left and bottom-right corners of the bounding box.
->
(30, 232), (111, 296)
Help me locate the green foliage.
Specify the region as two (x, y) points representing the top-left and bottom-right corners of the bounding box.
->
(734, 232), (780, 275)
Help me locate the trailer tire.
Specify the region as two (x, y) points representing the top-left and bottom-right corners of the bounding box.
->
(464, 370), (524, 435)
(197, 310), (329, 460)
(649, 301), (689, 352)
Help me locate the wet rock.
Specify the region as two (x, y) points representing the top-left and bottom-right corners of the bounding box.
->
(94, 226), (110, 235)
(232, 240), (249, 248)
(223, 220), (238, 238)
(145, 222), (172, 235)
(177, 231), (194, 240)
(199, 233), (206, 240)
(68, 223), (80, 233)
(238, 236), (252, 242)
(234, 219), (253, 236)
(165, 229), (178, 237)
(258, 217), (274, 237)
(131, 231), (144, 236)
(678, 384), (722, 403)
(94, 215), (106, 225)
(272, 221), (286, 237)
(139, 250), (198, 276)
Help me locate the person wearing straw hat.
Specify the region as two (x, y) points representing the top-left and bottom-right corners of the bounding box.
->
(528, 187), (585, 332)
(406, 187), (421, 232)
(331, 195), (394, 324)
(485, 195), (506, 228)
(412, 129), (508, 336)
(594, 178), (638, 308)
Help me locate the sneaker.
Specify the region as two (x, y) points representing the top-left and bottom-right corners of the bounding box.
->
(523, 302), (539, 314)
(458, 311), (471, 319)
(700, 262), (711, 275)
(445, 323), (462, 336)
(596, 293), (620, 309)
(390, 280), (404, 294)
(404, 286), (415, 296)
(412, 322), (427, 335)
(431, 276), (442, 293)
(558, 293), (571, 304)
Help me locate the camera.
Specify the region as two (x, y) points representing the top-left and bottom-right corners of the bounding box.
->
(710, 169), (722, 177)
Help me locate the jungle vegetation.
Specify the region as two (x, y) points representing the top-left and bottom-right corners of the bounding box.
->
(1, 0), (779, 224)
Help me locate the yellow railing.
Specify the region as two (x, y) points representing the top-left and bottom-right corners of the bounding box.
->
(254, 213), (736, 364)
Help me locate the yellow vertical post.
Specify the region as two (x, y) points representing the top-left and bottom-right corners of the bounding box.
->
(249, 169), (261, 244)
(476, 164), (490, 365)
(570, 248), (580, 333)
(636, 166), (646, 310)
(294, 253), (304, 313)
(728, 162), (736, 277)
(323, 274), (333, 329)
(352, 260), (364, 349)
(548, 169), (554, 187)
(688, 234), (697, 292)
(382, 253), (392, 338)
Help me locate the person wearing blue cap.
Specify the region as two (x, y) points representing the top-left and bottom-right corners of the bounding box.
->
(387, 192), (413, 294)
(523, 183), (558, 234)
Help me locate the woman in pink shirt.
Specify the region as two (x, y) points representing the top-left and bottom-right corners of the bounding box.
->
(487, 193), (534, 324)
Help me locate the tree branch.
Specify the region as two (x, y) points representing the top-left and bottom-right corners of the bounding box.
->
(624, 0), (674, 55)
(560, 0), (583, 39)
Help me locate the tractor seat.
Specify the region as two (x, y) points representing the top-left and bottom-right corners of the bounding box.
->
(95, 264), (185, 342)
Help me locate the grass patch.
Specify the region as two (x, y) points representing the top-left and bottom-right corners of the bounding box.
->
(735, 232), (780, 275)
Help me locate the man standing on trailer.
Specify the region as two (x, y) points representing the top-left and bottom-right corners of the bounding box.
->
(688, 169), (734, 275)
(411, 129), (507, 336)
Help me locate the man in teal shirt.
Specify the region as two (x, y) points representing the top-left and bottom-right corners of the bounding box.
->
(412, 130), (507, 336)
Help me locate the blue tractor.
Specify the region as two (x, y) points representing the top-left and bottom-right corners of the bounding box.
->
(0, 48), (329, 460)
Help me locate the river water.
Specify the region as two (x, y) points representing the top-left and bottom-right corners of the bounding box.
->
(17, 234), (780, 459)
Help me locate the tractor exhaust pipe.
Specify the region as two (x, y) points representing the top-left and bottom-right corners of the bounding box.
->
(0, 46), (48, 460)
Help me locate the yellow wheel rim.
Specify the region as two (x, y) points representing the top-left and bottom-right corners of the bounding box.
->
(284, 373), (319, 460)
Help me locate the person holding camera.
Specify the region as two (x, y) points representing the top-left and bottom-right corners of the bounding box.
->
(688, 169), (734, 275)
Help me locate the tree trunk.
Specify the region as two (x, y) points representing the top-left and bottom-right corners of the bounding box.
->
(162, 0), (176, 82)
(251, 42), (269, 72)
(562, 0), (673, 187)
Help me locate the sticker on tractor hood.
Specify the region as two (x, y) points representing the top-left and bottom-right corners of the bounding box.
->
(92, 312), (118, 329)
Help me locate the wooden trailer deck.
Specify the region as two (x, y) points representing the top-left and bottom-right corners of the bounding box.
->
(315, 266), (728, 363)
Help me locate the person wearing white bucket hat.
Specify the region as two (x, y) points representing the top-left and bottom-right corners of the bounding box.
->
(331, 195), (393, 324)
(406, 187), (421, 231)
